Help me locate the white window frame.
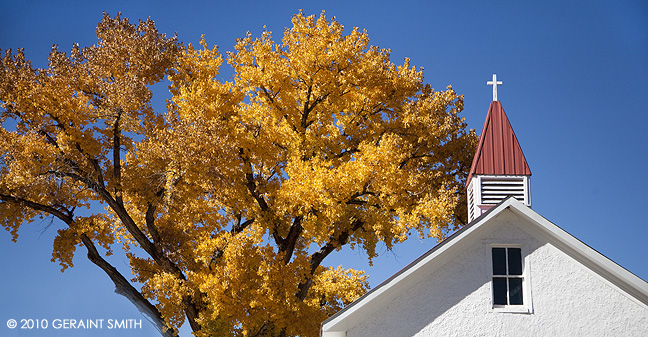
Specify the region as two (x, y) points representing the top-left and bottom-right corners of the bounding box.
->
(489, 244), (533, 314)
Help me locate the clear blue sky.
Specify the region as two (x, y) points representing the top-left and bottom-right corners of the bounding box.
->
(1, 1), (646, 336)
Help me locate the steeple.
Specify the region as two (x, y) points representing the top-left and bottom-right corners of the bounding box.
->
(467, 75), (531, 222)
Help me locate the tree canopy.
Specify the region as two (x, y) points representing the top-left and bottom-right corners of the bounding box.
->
(0, 12), (476, 337)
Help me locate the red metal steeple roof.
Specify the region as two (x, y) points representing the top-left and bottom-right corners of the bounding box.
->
(467, 101), (531, 183)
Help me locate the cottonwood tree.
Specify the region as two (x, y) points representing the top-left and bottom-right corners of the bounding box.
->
(0, 12), (476, 337)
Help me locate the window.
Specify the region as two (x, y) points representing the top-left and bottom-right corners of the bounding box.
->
(492, 247), (524, 306)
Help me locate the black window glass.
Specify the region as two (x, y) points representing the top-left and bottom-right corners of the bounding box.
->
(492, 247), (506, 275)
(508, 278), (524, 305)
(508, 248), (522, 275)
(493, 277), (508, 305)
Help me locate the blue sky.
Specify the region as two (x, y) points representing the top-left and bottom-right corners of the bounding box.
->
(1, 1), (646, 336)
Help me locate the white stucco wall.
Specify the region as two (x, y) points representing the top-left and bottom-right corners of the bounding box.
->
(342, 210), (648, 337)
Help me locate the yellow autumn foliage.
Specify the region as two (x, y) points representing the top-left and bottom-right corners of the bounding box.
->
(0, 11), (476, 337)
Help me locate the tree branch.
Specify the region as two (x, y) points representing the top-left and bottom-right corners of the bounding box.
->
(301, 85), (329, 130)
(239, 148), (284, 248)
(231, 216), (255, 234)
(209, 216), (256, 269)
(144, 188), (167, 245)
(301, 85), (313, 129)
(113, 109), (124, 206)
(0, 193), (73, 224)
(296, 219), (364, 300)
(80, 234), (177, 337)
(281, 216), (303, 264)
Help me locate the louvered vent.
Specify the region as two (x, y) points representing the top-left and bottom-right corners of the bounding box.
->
(467, 181), (475, 221)
(480, 178), (526, 204)
(467, 175), (530, 222)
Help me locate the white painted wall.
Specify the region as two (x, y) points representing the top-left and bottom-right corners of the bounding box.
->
(342, 210), (648, 337)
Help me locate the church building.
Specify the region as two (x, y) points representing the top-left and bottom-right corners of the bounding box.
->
(320, 75), (648, 336)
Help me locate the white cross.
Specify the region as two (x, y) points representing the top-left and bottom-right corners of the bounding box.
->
(487, 74), (503, 101)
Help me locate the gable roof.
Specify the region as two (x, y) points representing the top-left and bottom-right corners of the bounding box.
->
(467, 101), (531, 184)
(321, 198), (648, 333)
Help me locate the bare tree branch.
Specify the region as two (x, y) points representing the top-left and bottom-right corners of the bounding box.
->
(80, 234), (177, 337)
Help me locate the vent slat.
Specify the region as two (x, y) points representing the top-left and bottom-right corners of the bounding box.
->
(482, 194), (524, 197)
(482, 186), (524, 190)
(481, 181), (524, 185)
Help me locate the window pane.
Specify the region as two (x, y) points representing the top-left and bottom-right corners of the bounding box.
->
(508, 248), (522, 275)
(509, 278), (524, 305)
(492, 248), (506, 275)
(493, 277), (508, 305)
